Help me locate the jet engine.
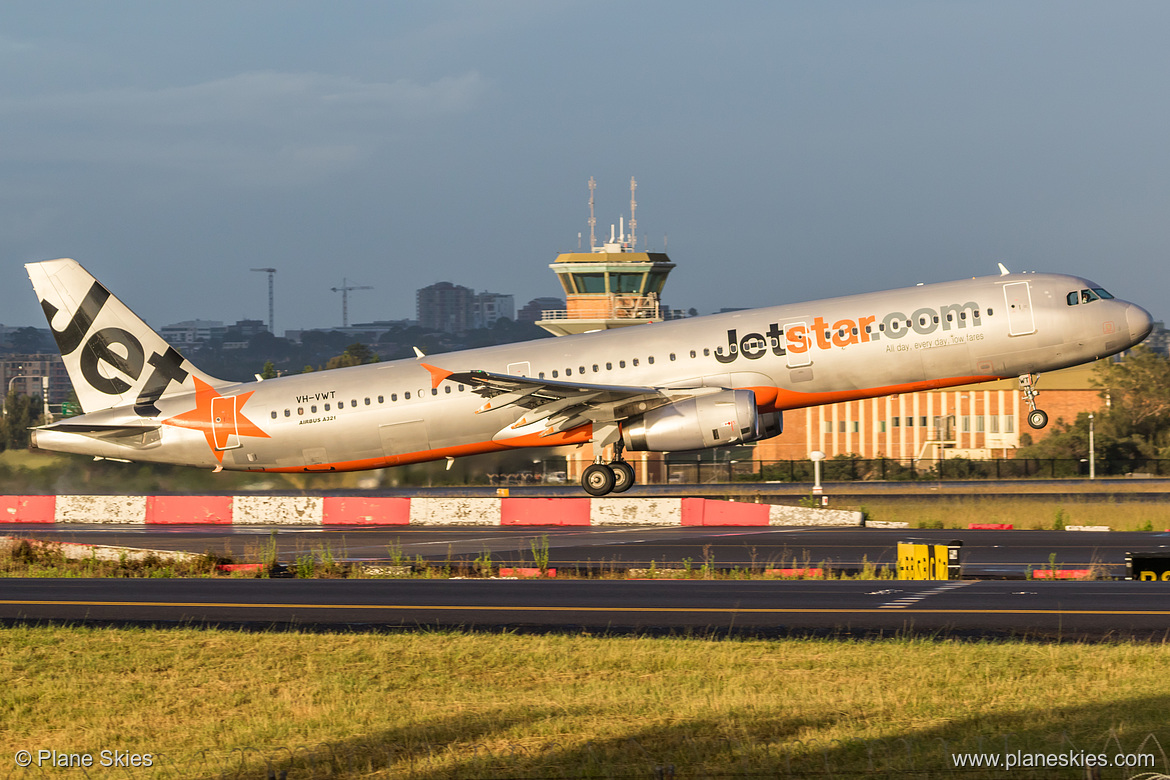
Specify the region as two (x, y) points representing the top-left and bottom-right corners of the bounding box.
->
(621, 389), (761, 452)
(754, 410), (783, 440)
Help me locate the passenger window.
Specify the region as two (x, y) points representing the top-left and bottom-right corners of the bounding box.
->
(311, 405), (317, 413)
(552, 370), (559, 378)
(1067, 292), (1079, 306)
(593, 364), (599, 372)
(566, 368), (572, 376)
(365, 398), (371, 405)
(605, 363), (612, 370)
(431, 388), (438, 396)
(973, 310), (980, 319)
(619, 361), (626, 368)
(579, 366), (585, 374)
(670, 353), (676, 361)
(391, 393), (397, 402)
(284, 409), (291, 417)
(458, 385), (465, 391)
(270, 411), (277, 419)
(351, 400), (357, 407)
(703, 348), (710, 356)
(326, 403), (332, 411)
(404, 392), (411, 400)
(298, 407), (304, 415)
(378, 395), (385, 402)
(539, 372), (545, 379)
(633, 358), (639, 367)
(690, 350), (696, 358)
(444, 386), (451, 394)
(647, 356), (654, 365)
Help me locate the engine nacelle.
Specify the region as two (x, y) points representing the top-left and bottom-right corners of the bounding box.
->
(622, 389), (760, 452)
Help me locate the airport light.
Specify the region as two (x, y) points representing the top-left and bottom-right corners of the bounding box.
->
(810, 450), (826, 504)
(1088, 413), (1095, 480)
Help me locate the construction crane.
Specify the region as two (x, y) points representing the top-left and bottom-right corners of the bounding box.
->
(331, 278), (373, 328)
(250, 267), (276, 334)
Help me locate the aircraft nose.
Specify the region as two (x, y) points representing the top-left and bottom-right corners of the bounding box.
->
(1126, 303), (1154, 344)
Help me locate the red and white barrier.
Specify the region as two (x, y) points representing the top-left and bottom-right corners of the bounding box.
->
(0, 495), (863, 527)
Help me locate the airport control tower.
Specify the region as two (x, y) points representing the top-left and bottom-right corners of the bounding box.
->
(537, 177), (675, 336)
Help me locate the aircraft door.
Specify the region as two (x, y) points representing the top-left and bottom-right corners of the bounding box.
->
(1003, 282), (1036, 336)
(785, 322), (812, 368)
(211, 396), (242, 450)
(507, 361), (531, 377)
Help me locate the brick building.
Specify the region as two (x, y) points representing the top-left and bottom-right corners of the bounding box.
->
(753, 360), (1107, 462)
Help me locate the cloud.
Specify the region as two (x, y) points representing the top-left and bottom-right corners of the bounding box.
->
(0, 70), (490, 185)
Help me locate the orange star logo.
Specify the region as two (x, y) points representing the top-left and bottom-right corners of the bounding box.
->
(162, 377), (271, 461)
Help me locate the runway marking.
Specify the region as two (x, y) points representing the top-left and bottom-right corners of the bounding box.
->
(879, 581), (971, 609)
(2, 599), (1170, 616)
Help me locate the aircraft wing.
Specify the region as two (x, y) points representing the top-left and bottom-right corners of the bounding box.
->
(428, 365), (720, 445)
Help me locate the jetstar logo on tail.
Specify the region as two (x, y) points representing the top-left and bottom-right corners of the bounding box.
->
(162, 378), (271, 461)
(41, 280), (188, 416)
(713, 301), (984, 363)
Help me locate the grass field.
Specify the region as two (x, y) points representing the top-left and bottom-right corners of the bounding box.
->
(859, 496), (1170, 532)
(2, 626), (1168, 779)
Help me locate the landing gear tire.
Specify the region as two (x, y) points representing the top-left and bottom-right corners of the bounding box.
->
(1028, 409), (1049, 430)
(610, 461), (636, 494)
(582, 463), (616, 496)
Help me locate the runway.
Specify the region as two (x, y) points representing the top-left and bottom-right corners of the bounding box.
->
(5, 524), (1168, 578)
(2, 578), (1169, 639)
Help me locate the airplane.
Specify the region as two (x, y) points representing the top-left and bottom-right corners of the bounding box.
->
(25, 258), (1153, 496)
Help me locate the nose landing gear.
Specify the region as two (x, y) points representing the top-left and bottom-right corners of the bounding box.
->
(1019, 373), (1049, 429)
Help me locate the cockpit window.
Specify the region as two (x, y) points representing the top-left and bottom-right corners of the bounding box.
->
(1081, 289), (1099, 303)
(1066, 292), (1079, 306)
(1093, 287), (1115, 299)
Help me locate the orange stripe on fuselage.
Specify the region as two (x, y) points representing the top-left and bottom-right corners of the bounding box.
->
(257, 375), (999, 473)
(746, 374), (1001, 413)
(257, 424), (595, 473)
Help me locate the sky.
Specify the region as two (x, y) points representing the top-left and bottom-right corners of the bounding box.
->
(3, 1), (1170, 333)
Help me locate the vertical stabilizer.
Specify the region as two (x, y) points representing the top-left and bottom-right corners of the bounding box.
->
(26, 258), (228, 415)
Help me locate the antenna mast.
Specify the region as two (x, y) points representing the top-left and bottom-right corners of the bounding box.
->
(330, 278), (373, 328)
(587, 176), (597, 249)
(250, 267), (276, 334)
(629, 176), (637, 249)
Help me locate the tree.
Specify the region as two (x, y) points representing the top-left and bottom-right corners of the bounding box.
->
(1090, 346), (1170, 453)
(325, 342), (379, 370)
(1018, 347), (1170, 461)
(260, 360), (278, 379)
(0, 390), (45, 450)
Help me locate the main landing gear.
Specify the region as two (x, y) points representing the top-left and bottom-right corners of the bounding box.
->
(581, 441), (636, 497)
(1019, 373), (1049, 429)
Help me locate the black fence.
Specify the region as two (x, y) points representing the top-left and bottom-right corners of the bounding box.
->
(665, 457), (1170, 484)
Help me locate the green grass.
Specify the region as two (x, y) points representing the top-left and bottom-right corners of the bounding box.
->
(858, 496), (1170, 532)
(1, 627), (1168, 779)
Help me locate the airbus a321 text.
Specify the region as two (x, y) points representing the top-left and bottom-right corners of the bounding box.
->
(26, 258), (1152, 495)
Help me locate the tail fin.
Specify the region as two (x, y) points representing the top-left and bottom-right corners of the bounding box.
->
(26, 258), (227, 416)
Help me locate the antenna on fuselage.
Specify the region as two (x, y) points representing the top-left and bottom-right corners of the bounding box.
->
(998, 262), (1011, 276)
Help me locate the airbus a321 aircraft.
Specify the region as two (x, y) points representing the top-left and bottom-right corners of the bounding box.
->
(26, 258), (1152, 495)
